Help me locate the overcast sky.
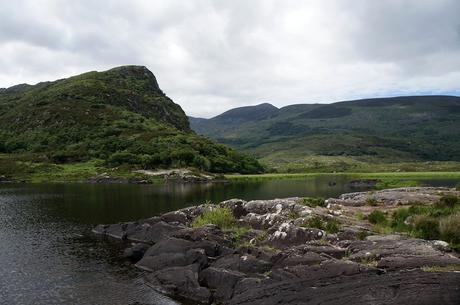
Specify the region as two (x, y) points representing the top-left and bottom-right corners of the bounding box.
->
(1, 0), (460, 117)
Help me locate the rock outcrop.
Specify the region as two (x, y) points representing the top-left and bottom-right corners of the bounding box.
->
(93, 187), (460, 304)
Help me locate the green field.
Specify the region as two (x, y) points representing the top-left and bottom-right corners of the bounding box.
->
(226, 171), (460, 189)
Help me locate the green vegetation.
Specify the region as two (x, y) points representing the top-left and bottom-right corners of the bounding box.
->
(300, 197), (326, 208)
(368, 210), (387, 225)
(191, 207), (238, 230)
(303, 216), (341, 234)
(366, 197), (378, 206)
(0, 66), (264, 181)
(369, 195), (460, 249)
(190, 97), (460, 173)
(421, 265), (460, 272)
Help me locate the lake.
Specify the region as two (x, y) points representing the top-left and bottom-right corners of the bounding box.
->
(1, 176), (458, 305)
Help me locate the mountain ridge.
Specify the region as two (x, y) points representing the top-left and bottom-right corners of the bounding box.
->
(190, 95), (460, 171)
(0, 65), (264, 175)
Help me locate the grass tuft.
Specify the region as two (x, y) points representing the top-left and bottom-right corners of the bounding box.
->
(192, 207), (237, 229)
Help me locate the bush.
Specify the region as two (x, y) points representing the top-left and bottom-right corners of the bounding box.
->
(439, 212), (460, 245)
(301, 197), (326, 207)
(305, 216), (324, 230)
(391, 208), (411, 231)
(303, 216), (341, 233)
(192, 207), (237, 229)
(456, 183), (460, 191)
(368, 210), (387, 225)
(325, 218), (341, 233)
(437, 195), (459, 209)
(366, 197), (378, 206)
(413, 215), (440, 240)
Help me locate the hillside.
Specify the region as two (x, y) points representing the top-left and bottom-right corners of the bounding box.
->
(190, 96), (460, 172)
(0, 66), (263, 179)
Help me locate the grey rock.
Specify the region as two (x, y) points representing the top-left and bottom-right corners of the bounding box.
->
(146, 264), (211, 304)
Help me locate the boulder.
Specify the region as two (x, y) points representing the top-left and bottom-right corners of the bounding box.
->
(199, 267), (245, 302)
(122, 243), (150, 262)
(211, 254), (272, 275)
(146, 265), (211, 304)
(265, 222), (324, 248)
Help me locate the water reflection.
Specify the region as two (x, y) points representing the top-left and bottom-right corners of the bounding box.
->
(1, 176), (458, 305)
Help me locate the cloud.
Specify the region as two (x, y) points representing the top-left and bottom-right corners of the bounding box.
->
(1, 0), (459, 117)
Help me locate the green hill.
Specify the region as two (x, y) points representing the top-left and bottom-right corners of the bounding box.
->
(0, 66), (263, 180)
(190, 96), (460, 172)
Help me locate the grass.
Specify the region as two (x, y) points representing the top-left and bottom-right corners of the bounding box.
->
(225, 171), (460, 181)
(300, 197), (327, 208)
(369, 195), (460, 249)
(302, 216), (341, 234)
(368, 210), (387, 225)
(421, 265), (460, 272)
(191, 207), (238, 230)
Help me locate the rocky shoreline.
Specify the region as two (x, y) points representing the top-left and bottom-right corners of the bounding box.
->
(93, 187), (460, 305)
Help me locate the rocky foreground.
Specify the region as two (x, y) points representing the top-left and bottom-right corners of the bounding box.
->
(93, 187), (460, 305)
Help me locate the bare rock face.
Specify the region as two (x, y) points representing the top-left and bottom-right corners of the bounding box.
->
(93, 189), (460, 305)
(326, 187), (459, 206)
(348, 235), (460, 270)
(265, 222), (325, 248)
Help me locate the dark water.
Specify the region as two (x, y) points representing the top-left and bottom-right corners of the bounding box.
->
(1, 176), (458, 305)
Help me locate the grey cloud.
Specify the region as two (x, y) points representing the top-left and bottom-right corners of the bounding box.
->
(0, 0), (459, 117)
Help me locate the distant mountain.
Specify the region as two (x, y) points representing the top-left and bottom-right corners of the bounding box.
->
(0, 66), (263, 173)
(190, 96), (460, 171)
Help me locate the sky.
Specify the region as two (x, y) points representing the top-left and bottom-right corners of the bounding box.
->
(1, 0), (460, 118)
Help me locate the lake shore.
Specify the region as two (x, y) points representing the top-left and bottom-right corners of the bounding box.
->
(93, 186), (460, 305)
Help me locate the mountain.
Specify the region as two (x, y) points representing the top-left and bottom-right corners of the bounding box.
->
(190, 96), (460, 172)
(0, 66), (263, 174)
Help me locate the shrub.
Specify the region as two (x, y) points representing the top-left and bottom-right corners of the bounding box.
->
(303, 216), (341, 233)
(456, 183), (460, 191)
(192, 207), (237, 229)
(439, 212), (460, 245)
(305, 216), (324, 230)
(436, 195), (459, 209)
(391, 208), (411, 231)
(368, 210), (387, 225)
(325, 218), (341, 233)
(301, 197), (326, 208)
(413, 215), (440, 240)
(366, 197), (378, 206)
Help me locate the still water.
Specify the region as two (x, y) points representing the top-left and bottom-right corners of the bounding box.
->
(1, 176), (458, 305)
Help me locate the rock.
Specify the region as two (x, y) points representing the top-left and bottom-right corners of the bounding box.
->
(126, 220), (184, 244)
(92, 193), (460, 305)
(348, 235), (460, 270)
(160, 210), (189, 225)
(171, 225), (231, 256)
(219, 199), (248, 218)
(146, 265), (211, 304)
(123, 243), (150, 262)
(136, 238), (209, 272)
(0, 175), (15, 183)
(228, 269), (460, 305)
(88, 173), (127, 184)
(199, 267), (245, 302)
(241, 213), (287, 230)
(212, 254), (272, 275)
(327, 187), (459, 206)
(266, 222), (324, 248)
